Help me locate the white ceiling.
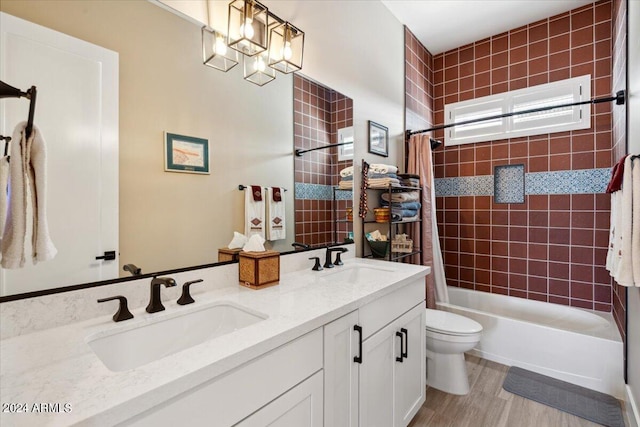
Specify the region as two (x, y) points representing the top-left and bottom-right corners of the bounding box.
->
(381, 0), (594, 54)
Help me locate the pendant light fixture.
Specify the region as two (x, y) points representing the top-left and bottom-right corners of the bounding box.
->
(202, 0), (305, 86)
(268, 22), (304, 74)
(227, 0), (269, 56)
(243, 51), (276, 86)
(202, 27), (239, 72)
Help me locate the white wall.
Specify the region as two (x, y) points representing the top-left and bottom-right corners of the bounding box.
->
(627, 0), (640, 421)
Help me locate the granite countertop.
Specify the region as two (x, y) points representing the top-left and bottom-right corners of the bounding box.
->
(0, 259), (429, 426)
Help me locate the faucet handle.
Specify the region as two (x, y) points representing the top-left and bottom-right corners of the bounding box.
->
(177, 279), (204, 305)
(97, 295), (134, 322)
(334, 251), (345, 266)
(308, 257), (323, 271)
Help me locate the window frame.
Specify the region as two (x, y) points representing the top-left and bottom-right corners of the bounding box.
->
(444, 75), (591, 146)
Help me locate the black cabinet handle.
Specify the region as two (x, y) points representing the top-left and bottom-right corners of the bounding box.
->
(96, 251), (116, 261)
(395, 331), (404, 362)
(401, 328), (408, 358)
(353, 324), (363, 364)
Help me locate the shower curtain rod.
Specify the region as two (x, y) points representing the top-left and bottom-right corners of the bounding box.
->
(295, 141), (353, 156)
(406, 90), (625, 138)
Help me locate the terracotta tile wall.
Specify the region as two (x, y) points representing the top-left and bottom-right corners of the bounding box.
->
(432, 1), (616, 311)
(405, 27), (434, 132)
(294, 75), (353, 246)
(611, 0), (627, 339)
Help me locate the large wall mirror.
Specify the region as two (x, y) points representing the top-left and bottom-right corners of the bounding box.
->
(0, 0), (354, 299)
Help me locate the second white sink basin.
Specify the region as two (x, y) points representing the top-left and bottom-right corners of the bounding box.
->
(87, 302), (267, 372)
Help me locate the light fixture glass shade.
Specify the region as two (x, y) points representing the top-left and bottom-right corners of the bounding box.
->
(268, 22), (304, 74)
(227, 0), (269, 56)
(243, 52), (275, 86)
(202, 27), (239, 72)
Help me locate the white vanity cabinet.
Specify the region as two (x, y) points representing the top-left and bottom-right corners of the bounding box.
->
(121, 329), (323, 427)
(323, 278), (426, 427)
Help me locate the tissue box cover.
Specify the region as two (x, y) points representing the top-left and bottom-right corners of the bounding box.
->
(239, 250), (280, 289)
(218, 247), (243, 262)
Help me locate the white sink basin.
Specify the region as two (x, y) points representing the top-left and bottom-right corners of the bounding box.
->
(87, 302), (267, 372)
(318, 264), (397, 284)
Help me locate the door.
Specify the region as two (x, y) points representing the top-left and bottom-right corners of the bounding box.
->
(358, 320), (397, 427)
(393, 304), (426, 427)
(235, 370), (323, 427)
(0, 12), (118, 295)
(323, 310), (359, 427)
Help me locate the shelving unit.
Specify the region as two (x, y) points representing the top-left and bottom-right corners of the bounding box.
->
(362, 184), (423, 263)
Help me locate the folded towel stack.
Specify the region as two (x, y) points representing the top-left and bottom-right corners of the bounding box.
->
(338, 166), (353, 190)
(381, 191), (419, 203)
(397, 173), (420, 188)
(380, 199), (421, 219)
(367, 164), (400, 188)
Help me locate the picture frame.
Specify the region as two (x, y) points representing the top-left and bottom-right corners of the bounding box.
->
(164, 132), (210, 174)
(368, 121), (388, 157)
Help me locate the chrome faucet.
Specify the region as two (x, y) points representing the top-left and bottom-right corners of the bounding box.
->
(146, 277), (177, 313)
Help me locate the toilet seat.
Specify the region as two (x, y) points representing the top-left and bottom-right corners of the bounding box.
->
(425, 309), (482, 336)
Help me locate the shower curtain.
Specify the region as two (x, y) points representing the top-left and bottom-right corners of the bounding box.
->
(407, 133), (449, 307)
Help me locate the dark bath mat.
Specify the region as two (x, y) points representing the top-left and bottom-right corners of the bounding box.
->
(502, 366), (624, 427)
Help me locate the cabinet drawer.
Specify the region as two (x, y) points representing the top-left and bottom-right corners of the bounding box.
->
(121, 328), (323, 427)
(359, 278), (425, 340)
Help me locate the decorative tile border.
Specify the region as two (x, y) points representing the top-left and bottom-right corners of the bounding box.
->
(435, 168), (611, 197)
(294, 183), (352, 200)
(525, 168), (612, 195)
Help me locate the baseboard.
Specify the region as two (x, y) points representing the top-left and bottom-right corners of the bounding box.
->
(627, 386), (640, 427)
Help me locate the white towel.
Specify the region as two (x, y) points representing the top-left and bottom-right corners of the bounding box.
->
(265, 187), (286, 241)
(632, 157), (640, 286)
(339, 166), (353, 177)
(369, 164), (398, 174)
(0, 156), (9, 240)
(381, 191), (419, 203)
(606, 191), (619, 273)
(614, 155), (634, 285)
(244, 185), (265, 239)
(1, 122), (57, 268)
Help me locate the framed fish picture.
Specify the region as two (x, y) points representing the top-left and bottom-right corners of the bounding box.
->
(164, 132), (210, 174)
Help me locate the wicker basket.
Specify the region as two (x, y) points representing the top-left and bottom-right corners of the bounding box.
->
(391, 234), (413, 253)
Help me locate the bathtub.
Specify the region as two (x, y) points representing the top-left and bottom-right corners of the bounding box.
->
(437, 287), (625, 399)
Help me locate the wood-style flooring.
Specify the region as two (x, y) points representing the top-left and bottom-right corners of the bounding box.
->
(409, 355), (627, 427)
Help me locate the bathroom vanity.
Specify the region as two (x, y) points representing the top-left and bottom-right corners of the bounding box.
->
(0, 256), (429, 426)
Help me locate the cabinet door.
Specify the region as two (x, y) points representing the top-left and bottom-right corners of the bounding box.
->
(324, 310), (359, 427)
(236, 370), (323, 427)
(393, 304), (426, 427)
(358, 321), (398, 427)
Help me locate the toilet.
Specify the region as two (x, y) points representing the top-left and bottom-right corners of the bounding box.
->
(425, 309), (483, 395)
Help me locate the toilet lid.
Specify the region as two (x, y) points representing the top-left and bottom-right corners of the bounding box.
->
(425, 309), (482, 335)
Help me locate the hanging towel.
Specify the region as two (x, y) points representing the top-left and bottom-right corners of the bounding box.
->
(606, 191), (620, 273)
(606, 156), (626, 193)
(1, 122), (57, 268)
(632, 157), (640, 286)
(265, 187), (286, 241)
(0, 155), (9, 240)
(244, 185), (265, 239)
(614, 155), (634, 286)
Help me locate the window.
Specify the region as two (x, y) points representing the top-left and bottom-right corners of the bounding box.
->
(444, 75), (591, 146)
(337, 126), (354, 161)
